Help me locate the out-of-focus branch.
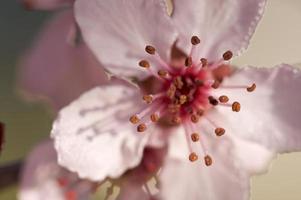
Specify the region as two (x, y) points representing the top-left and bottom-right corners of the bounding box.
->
(0, 122), (4, 153)
(0, 160), (23, 189)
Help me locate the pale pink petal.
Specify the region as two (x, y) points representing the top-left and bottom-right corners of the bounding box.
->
(51, 83), (153, 181)
(171, 0), (266, 62)
(75, 0), (178, 79)
(17, 11), (108, 111)
(22, 0), (73, 10)
(210, 64), (301, 153)
(161, 129), (250, 200)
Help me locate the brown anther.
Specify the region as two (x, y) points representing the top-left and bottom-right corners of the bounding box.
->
(223, 50), (233, 61)
(185, 57), (192, 67)
(191, 133), (200, 142)
(196, 109), (204, 116)
(174, 76), (184, 89)
(195, 79), (204, 87)
(150, 113), (159, 123)
(218, 95), (229, 103)
(168, 104), (180, 114)
(137, 123), (147, 132)
(189, 152), (198, 162)
(200, 58), (208, 67)
(179, 95), (187, 105)
(204, 155), (213, 166)
(145, 45), (156, 55)
(232, 101), (241, 112)
(167, 84), (177, 99)
(191, 36), (201, 45)
(215, 128), (225, 136)
(191, 114), (199, 123)
(142, 95), (153, 104)
(138, 60), (150, 68)
(158, 70), (168, 78)
(247, 83), (256, 92)
(211, 80), (220, 89)
(208, 96), (218, 106)
(171, 116), (181, 124)
(129, 115), (140, 124)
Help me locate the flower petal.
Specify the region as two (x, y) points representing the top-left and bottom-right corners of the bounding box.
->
(51, 83), (152, 181)
(22, 0), (73, 10)
(17, 11), (108, 110)
(210, 64), (301, 153)
(171, 0), (266, 62)
(160, 129), (250, 200)
(75, 0), (177, 79)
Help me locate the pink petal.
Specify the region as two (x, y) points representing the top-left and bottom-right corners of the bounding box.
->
(51, 83), (153, 181)
(160, 130), (250, 200)
(17, 11), (108, 111)
(22, 0), (73, 10)
(74, 0), (177, 79)
(171, 0), (266, 62)
(210, 64), (301, 153)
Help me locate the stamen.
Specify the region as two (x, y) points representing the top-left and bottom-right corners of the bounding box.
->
(171, 115), (181, 124)
(208, 96), (219, 106)
(139, 60), (150, 68)
(247, 83), (256, 92)
(204, 155), (213, 166)
(168, 104), (180, 114)
(173, 76), (184, 89)
(157, 70), (169, 78)
(211, 80), (220, 89)
(145, 45), (156, 55)
(143, 95), (153, 104)
(179, 95), (187, 105)
(191, 114), (199, 123)
(137, 123), (147, 132)
(150, 113), (159, 122)
(232, 102), (241, 112)
(196, 108), (204, 116)
(185, 56), (192, 67)
(191, 133), (200, 142)
(218, 95), (229, 103)
(167, 84), (177, 99)
(104, 184), (114, 200)
(189, 152), (198, 162)
(222, 50), (233, 61)
(215, 127), (225, 136)
(200, 58), (208, 67)
(129, 115), (140, 124)
(191, 36), (201, 45)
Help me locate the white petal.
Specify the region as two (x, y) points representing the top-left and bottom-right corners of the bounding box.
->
(210, 64), (301, 153)
(75, 0), (177, 79)
(172, 0), (266, 62)
(51, 83), (152, 181)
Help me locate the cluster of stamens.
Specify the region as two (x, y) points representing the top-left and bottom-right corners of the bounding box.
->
(129, 36), (256, 166)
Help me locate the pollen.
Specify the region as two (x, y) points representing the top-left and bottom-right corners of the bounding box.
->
(223, 50), (233, 61)
(232, 102), (241, 112)
(158, 70), (168, 78)
(211, 80), (220, 89)
(191, 114), (199, 123)
(200, 58), (208, 67)
(247, 83), (256, 92)
(129, 115), (140, 124)
(215, 128), (225, 136)
(208, 96), (219, 106)
(139, 60), (150, 68)
(191, 133), (200, 142)
(137, 123), (147, 132)
(185, 57), (192, 67)
(150, 113), (159, 123)
(189, 152), (198, 162)
(204, 155), (213, 166)
(145, 45), (156, 55)
(219, 95), (229, 103)
(143, 95), (153, 104)
(191, 36), (201, 45)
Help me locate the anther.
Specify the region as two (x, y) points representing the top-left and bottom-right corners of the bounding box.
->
(195, 79), (204, 87)
(171, 116), (181, 124)
(137, 123), (147, 132)
(232, 102), (241, 112)
(218, 95), (229, 103)
(191, 36), (201, 45)
(167, 84), (177, 99)
(139, 60), (150, 68)
(158, 70), (168, 78)
(189, 152), (198, 162)
(179, 95), (187, 105)
(247, 83), (256, 92)
(168, 104), (180, 114)
(174, 77), (184, 89)
(200, 58), (208, 67)
(215, 128), (225, 136)
(211, 80), (220, 89)
(204, 155), (213, 166)
(196, 109), (204, 116)
(208, 96), (218, 106)
(142, 95), (153, 104)
(185, 57), (192, 67)
(223, 50), (233, 61)
(145, 45), (156, 55)
(150, 113), (159, 123)
(191, 133), (200, 142)
(130, 115), (140, 124)
(191, 114), (199, 123)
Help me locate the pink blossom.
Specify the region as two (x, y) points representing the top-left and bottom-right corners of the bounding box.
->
(51, 0), (301, 199)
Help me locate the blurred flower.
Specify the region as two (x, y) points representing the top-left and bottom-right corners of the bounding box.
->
(22, 0), (74, 10)
(18, 139), (97, 200)
(50, 0), (301, 199)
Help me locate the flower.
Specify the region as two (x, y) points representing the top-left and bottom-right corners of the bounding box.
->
(51, 0), (301, 199)
(18, 139), (97, 200)
(18, 3), (108, 110)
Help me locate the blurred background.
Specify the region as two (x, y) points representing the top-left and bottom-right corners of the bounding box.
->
(0, 0), (301, 199)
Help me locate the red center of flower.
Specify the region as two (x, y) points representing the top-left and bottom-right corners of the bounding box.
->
(129, 36), (256, 165)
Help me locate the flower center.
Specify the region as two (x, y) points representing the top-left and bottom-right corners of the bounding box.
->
(129, 36), (256, 165)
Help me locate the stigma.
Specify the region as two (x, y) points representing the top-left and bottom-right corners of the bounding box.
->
(129, 36), (256, 166)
